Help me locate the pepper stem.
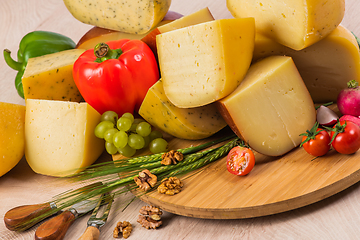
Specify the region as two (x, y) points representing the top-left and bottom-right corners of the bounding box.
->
(3, 49), (23, 71)
(94, 43), (122, 63)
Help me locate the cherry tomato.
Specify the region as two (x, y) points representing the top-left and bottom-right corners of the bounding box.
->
(226, 146), (255, 176)
(301, 128), (331, 157)
(330, 120), (360, 154)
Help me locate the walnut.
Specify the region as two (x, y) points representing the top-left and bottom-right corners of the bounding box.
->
(139, 205), (163, 216)
(161, 150), (184, 165)
(113, 221), (132, 239)
(137, 205), (163, 229)
(137, 215), (162, 229)
(157, 177), (183, 196)
(134, 169), (157, 191)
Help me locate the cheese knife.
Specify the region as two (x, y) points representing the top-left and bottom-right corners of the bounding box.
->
(78, 193), (114, 240)
(34, 193), (103, 240)
(4, 182), (102, 231)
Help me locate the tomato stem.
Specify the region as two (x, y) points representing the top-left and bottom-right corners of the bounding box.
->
(327, 120), (347, 144)
(299, 122), (325, 147)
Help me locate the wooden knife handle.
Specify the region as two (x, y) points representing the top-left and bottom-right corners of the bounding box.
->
(78, 226), (100, 240)
(35, 210), (76, 240)
(4, 202), (53, 231)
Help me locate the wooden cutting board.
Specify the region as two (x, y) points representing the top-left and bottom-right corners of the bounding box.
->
(113, 109), (360, 219)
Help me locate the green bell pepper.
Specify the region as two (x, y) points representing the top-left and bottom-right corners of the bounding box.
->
(3, 31), (76, 98)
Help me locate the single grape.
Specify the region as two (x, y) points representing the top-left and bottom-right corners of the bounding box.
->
(122, 112), (134, 123)
(94, 121), (114, 139)
(105, 142), (118, 155)
(129, 118), (145, 132)
(128, 133), (145, 150)
(149, 138), (168, 154)
(143, 135), (150, 148)
(149, 130), (163, 142)
(103, 128), (118, 144)
(117, 144), (136, 157)
(100, 111), (118, 124)
(117, 117), (132, 131)
(136, 122), (152, 137)
(113, 130), (128, 149)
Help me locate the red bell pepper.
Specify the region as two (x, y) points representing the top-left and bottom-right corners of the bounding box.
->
(73, 39), (159, 116)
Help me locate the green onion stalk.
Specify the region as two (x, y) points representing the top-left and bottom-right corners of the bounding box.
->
(14, 134), (241, 231)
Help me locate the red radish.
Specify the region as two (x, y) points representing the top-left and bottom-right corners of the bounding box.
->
(339, 115), (360, 128)
(337, 80), (360, 116)
(316, 105), (339, 126)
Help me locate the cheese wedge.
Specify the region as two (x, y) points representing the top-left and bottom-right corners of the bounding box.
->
(157, 18), (255, 108)
(227, 0), (345, 50)
(139, 79), (227, 140)
(25, 99), (104, 177)
(253, 25), (360, 103)
(217, 56), (316, 156)
(0, 102), (25, 177)
(22, 49), (84, 101)
(63, 0), (171, 34)
(142, 7), (215, 58)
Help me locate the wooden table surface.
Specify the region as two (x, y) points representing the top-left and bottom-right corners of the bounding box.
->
(1, 0), (360, 239)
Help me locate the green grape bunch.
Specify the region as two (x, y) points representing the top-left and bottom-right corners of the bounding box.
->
(94, 111), (168, 157)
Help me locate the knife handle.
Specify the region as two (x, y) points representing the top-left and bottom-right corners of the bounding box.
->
(4, 202), (53, 231)
(78, 226), (100, 240)
(35, 210), (76, 240)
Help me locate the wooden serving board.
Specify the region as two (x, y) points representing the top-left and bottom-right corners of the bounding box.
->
(113, 111), (360, 219)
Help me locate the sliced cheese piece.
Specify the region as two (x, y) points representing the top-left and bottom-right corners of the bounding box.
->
(139, 79), (227, 140)
(0, 102), (25, 177)
(25, 99), (104, 177)
(227, 0), (345, 50)
(142, 7), (215, 58)
(157, 18), (255, 108)
(63, 0), (171, 34)
(158, 7), (214, 32)
(217, 56), (316, 156)
(253, 25), (360, 103)
(22, 49), (85, 101)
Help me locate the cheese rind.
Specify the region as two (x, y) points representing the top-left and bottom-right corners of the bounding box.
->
(142, 7), (215, 58)
(25, 99), (104, 177)
(157, 18), (255, 108)
(63, 0), (171, 34)
(0, 102), (25, 177)
(139, 79), (227, 140)
(217, 56), (316, 156)
(253, 25), (360, 103)
(76, 11), (181, 50)
(22, 49), (84, 101)
(227, 0), (345, 50)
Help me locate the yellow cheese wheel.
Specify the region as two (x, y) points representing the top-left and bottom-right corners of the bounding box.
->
(0, 102), (25, 177)
(217, 56), (316, 156)
(157, 18), (255, 108)
(22, 49), (84, 102)
(253, 25), (360, 103)
(227, 0), (345, 50)
(139, 79), (227, 140)
(25, 99), (104, 177)
(63, 0), (171, 34)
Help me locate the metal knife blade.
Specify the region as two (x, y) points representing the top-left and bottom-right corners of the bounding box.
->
(78, 194), (114, 240)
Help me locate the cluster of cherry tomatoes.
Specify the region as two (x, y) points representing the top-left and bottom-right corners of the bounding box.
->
(300, 120), (360, 156)
(225, 118), (360, 177)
